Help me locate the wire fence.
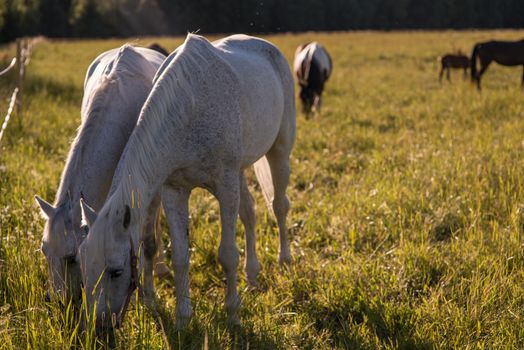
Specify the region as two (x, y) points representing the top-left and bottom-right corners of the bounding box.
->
(0, 38), (32, 146)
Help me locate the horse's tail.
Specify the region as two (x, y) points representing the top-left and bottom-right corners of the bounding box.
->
(253, 156), (274, 215)
(471, 44), (480, 82)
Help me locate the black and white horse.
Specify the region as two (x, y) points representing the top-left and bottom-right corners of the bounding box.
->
(293, 42), (332, 115)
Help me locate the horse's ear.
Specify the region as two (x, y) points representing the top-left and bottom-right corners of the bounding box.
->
(80, 199), (97, 228)
(123, 205), (131, 229)
(35, 195), (56, 218)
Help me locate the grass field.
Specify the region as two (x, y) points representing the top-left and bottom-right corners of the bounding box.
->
(1, 30), (524, 349)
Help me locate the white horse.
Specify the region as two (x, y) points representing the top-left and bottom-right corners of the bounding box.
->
(293, 42), (332, 114)
(78, 33), (296, 331)
(35, 45), (169, 303)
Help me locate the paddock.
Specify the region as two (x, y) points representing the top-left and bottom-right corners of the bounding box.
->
(1, 30), (524, 349)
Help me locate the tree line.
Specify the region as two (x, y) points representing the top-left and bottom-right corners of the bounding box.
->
(2, 0), (524, 43)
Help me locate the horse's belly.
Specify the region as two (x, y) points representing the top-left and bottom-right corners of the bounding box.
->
(239, 74), (285, 167)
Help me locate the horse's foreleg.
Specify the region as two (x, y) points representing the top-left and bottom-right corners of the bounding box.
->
(216, 172), (241, 325)
(313, 95), (321, 113)
(446, 67), (451, 82)
(439, 67), (444, 82)
(152, 207), (170, 279)
(239, 173), (260, 287)
(141, 193), (162, 305)
(477, 61), (491, 91)
(162, 186), (192, 328)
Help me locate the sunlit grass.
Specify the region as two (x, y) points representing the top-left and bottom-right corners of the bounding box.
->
(1, 30), (524, 348)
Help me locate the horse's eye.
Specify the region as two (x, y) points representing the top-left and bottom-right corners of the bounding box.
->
(108, 268), (123, 279)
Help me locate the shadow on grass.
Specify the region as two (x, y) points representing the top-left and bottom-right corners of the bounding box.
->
(284, 275), (435, 350)
(303, 296), (435, 350)
(151, 297), (282, 350)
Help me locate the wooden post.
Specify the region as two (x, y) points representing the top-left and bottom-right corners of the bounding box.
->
(15, 38), (23, 115)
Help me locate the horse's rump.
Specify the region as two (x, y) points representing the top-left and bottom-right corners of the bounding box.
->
(294, 43), (332, 85)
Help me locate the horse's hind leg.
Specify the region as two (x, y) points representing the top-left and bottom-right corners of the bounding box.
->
(521, 65), (524, 87)
(439, 66), (444, 82)
(162, 186), (192, 327)
(266, 132), (294, 266)
(239, 172), (260, 286)
(215, 171), (241, 324)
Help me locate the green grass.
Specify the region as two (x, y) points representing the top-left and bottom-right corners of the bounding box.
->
(1, 30), (524, 349)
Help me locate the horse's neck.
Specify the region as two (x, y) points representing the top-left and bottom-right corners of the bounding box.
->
(110, 158), (165, 227)
(56, 113), (138, 229)
(109, 115), (183, 226)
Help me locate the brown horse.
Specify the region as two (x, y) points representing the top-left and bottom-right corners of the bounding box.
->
(439, 53), (470, 82)
(471, 39), (524, 90)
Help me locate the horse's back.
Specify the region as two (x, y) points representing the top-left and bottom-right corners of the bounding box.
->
(442, 54), (469, 68)
(479, 40), (524, 66)
(58, 45), (165, 216)
(84, 46), (163, 93)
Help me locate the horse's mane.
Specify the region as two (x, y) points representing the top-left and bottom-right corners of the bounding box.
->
(55, 45), (154, 206)
(109, 34), (224, 213)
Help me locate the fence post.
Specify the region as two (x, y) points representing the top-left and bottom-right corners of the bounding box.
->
(15, 38), (23, 115)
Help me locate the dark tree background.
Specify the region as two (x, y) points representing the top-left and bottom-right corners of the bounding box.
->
(1, 0), (524, 42)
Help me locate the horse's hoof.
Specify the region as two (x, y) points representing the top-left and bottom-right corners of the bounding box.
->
(153, 263), (171, 279)
(227, 314), (241, 327)
(142, 294), (156, 309)
(247, 278), (260, 289)
(175, 304), (192, 330)
(175, 315), (191, 330)
(245, 264), (261, 288)
(278, 254), (292, 266)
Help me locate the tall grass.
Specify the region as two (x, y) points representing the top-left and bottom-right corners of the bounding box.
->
(1, 31), (524, 349)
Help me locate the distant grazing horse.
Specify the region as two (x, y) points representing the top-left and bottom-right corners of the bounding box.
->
(35, 45), (169, 304)
(78, 34), (295, 332)
(148, 43), (170, 56)
(471, 39), (524, 90)
(439, 52), (470, 82)
(293, 42), (332, 115)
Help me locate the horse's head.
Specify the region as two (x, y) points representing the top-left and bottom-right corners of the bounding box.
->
(78, 199), (139, 333)
(35, 195), (85, 304)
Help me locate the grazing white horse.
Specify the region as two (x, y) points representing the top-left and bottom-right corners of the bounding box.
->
(78, 33), (296, 331)
(35, 45), (168, 303)
(293, 42), (332, 114)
